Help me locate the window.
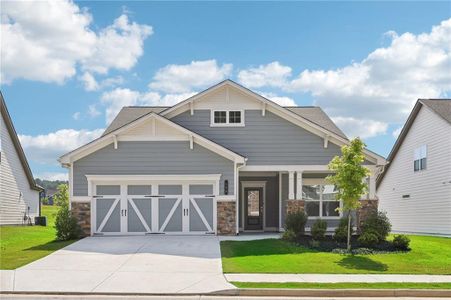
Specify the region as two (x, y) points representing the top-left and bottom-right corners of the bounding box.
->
(414, 145), (427, 171)
(303, 184), (340, 218)
(211, 110), (244, 126)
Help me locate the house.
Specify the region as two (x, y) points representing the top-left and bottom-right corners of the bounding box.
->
(377, 99), (451, 237)
(0, 93), (42, 225)
(59, 80), (386, 236)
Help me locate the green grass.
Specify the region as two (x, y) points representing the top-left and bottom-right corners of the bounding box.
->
(221, 235), (451, 274)
(232, 282), (451, 289)
(0, 205), (76, 269)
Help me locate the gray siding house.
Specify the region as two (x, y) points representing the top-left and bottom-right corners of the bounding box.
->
(60, 80), (386, 236)
(1, 93), (42, 225)
(378, 99), (451, 236)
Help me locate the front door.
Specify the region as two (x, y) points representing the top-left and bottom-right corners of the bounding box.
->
(244, 187), (263, 230)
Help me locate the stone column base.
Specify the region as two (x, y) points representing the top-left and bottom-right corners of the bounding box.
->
(286, 199), (305, 215)
(217, 201), (236, 235)
(357, 199), (378, 232)
(71, 202), (91, 237)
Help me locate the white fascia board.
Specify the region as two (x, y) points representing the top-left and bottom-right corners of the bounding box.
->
(59, 112), (245, 165)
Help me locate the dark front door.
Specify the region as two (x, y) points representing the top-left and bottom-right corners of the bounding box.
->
(244, 187), (263, 230)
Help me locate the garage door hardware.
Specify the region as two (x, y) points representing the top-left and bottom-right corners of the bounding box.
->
(121, 209), (127, 216)
(204, 195), (215, 198)
(144, 195), (165, 198)
(183, 208), (189, 216)
(92, 195), (104, 198)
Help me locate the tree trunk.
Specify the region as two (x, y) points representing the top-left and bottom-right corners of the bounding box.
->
(347, 213), (352, 252)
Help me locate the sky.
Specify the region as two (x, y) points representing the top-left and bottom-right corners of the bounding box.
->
(1, 1), (451, 181)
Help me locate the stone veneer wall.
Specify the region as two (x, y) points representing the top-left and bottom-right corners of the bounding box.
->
(356, 199), (379, 232)
(286, 199), (305, 214)
(71, 202), (91, 237)
(217, 201), (236, 235)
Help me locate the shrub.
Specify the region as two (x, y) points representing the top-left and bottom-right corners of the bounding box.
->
(284, 211), (308, 237)
(361, 211), (392, 242)
(55, 202), (81, 241)
(358, 231), (379, 247)
(334, 217), (354, 242)
(309, 239), (321, 248)
(282, 230), (297, 242)
(311, 219), (327, 240)
(392, 234), (410, 250)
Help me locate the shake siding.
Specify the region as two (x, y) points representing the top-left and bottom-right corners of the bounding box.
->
(0, 114), (39, 225)
(73, 141), (234, 196)
(378, 106), (451, 236)
(171, 110), (343, 165)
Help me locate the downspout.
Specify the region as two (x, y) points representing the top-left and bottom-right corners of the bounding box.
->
(235, 158), (247, 235)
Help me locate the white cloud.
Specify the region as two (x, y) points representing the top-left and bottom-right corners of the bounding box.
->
(149, 60), (232, 93)
(19, 128), (104, 165)
(88, 104), (101, 118)
(36, 172), (68, 181)
(392, 126), (403, 138)
(238, 61), (292, 89)
(79, 72), (99, 91)
(72, 112), (81, 120)
(259, 92), (296, 106)
(100, 88), (194, 123)
(332, 117), (388, 139)
(1, 1), (152, 84)
(288, 18), (451, 124)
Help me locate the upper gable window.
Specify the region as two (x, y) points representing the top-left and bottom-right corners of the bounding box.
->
(211, 110), (244, 127)
(414, 145), (427, 172)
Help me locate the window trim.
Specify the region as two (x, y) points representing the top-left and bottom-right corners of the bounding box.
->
(210, 110), (245, 127)
(413, 145), (427, 172)
(302, 179), (342, 220)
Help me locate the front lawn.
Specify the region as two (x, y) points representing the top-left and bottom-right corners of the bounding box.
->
(0, 205), (76, 269)
(232, 282), (451, 289)
(221, 235), (451, 274)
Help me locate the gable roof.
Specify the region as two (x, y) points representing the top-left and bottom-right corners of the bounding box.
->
(1, 92), (43, 191)
(105, 105), (348, 140)
(377, 98), (451, 186)
(60, 112), (246, 164)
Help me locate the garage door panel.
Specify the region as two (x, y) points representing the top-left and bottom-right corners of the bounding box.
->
(159, 185), (182, 195)
(97, 198), (120, 233)
(159, 198), (182, 232)
(189, 198), (213, 232)
(127, 185), (152, 195)
(96, 185), (120, 195)
(128, 198), (151, 232)
(189, 185), (213, 195)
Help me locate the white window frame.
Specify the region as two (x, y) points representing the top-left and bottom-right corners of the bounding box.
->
(302, 178), (342, 220)
(414, 145), (427, 172)
(210, 110), (245, 127)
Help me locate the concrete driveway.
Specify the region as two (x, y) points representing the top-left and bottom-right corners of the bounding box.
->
(1, 235), (235, 294)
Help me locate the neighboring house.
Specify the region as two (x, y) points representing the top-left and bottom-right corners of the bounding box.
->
(378, 99), (451, 237)
(59, 80), (386, 236)
(0, 93), (42, 225)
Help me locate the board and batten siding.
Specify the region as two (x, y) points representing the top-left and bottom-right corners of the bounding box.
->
(378, 106), (451, 236)
(73, 141), (234, 196)
(0, 113), (39, 225)
(171, 110), (345, 165)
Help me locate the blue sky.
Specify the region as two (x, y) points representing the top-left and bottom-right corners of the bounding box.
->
(2, 1), (450, 180)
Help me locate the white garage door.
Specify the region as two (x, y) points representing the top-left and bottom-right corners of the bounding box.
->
(93, 182), (216, 235)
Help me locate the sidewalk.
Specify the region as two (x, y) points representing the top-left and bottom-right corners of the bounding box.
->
(225, 273), (451, 283)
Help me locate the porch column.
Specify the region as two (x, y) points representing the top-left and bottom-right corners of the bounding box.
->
(288, 171), (295, 200)
(369, 172), (376, 199)
(296, 171), (303, 199)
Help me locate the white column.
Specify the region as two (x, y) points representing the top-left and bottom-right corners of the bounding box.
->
(369, 174), (376, 199)
(296, 171), (303, 199)
(288, 171), (295, 200)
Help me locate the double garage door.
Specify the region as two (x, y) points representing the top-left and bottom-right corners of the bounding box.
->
(93, 182), (216, 235)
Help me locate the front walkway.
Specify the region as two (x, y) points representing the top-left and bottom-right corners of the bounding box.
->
(1, 235), (234, 294)
(225, 273), (451, 283)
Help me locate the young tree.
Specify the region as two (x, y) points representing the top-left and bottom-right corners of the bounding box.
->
(327, 138), (370, 251)
(53, 184), (69, 206)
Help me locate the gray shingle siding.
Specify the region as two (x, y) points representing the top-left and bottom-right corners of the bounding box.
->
(171, 110), (344, 165)
(73, 141), (234, 196)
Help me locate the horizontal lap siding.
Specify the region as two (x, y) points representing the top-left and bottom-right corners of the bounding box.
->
(73, 141), (234, 196)
(378, 106), (451, 236)
(0, 114), (39, 225)
(171, 110), (342, 165)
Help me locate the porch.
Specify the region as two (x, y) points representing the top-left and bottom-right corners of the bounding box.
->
(237, 165), (378, 234)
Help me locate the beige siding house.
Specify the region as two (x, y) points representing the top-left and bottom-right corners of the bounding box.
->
(378, 99), (451, 236)
(1, 93), (42, 225)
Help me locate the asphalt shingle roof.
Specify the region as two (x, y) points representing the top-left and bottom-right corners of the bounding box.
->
(420, 99), (451, 124)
